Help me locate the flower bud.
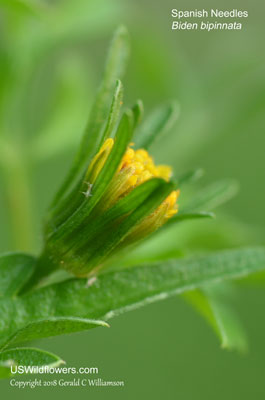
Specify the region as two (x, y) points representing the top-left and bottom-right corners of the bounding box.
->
(44, 136), (179, 277)
(19, 29), (182, 293)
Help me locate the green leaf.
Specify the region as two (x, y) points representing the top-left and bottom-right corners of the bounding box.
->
(135, 101), (179, 149)
(0, 247), (264, 346)
(51, 26), (129, 206)
(182, 180), (239, 213)
(0, 317), (109, 350)
(0, 347), (64, 378)
(184, 284), (247, 352)
(0, 253), (36, 297)
(0, 360), (14, 379)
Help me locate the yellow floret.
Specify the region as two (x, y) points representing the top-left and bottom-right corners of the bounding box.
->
(116, 144), (178, 218)
(86, 140), (179, 222)
(119, 145), (173, 185)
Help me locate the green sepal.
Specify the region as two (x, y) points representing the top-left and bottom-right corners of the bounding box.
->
(50, 110), (134, 243)
(47, 79), (124, 233)
(68, 178), (167, 253)
(65, 179), (175, 275)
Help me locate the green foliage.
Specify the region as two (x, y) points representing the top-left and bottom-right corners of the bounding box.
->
(184, 284), (247, 352)
(0, 21), (264, 381)
(0, 248), (264, 359)
(0, 360), (14, 379)
(1, 318), (109, 350)
(0, 347), (64, 378)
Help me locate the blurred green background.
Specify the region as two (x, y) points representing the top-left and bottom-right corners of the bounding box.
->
(0, 0), (264, 398)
